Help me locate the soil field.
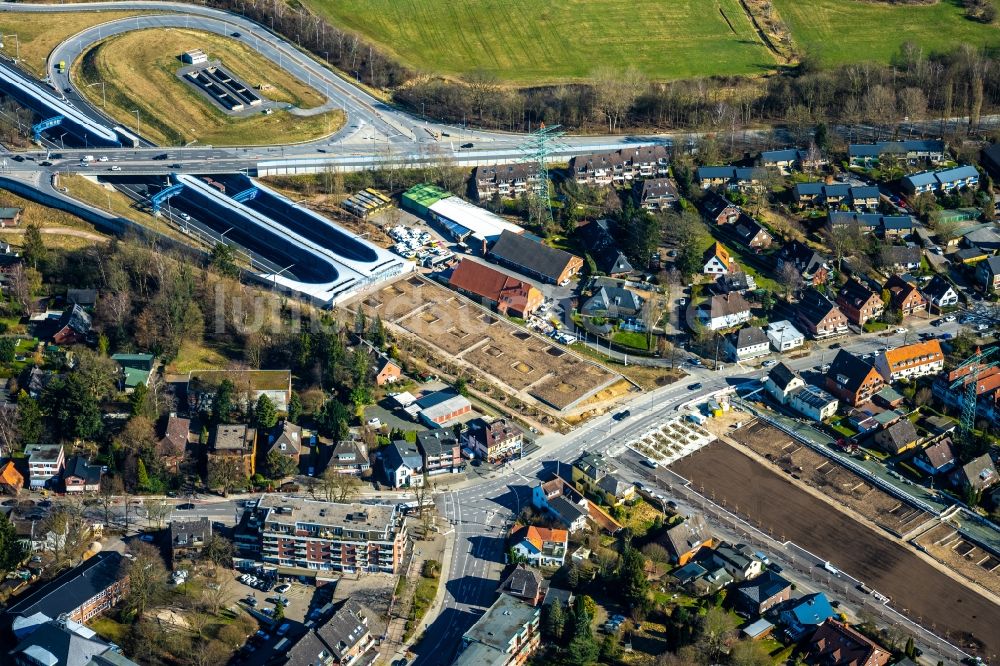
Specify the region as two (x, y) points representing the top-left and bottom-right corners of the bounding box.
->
(730, 420), (930, 535)
(671, 442), (1000, 658)
(916, 523), (1000, 599)
(364, 275), (618, 410)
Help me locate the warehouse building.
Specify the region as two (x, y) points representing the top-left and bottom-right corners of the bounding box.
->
(488, 230), (583, 285)
(401, 184), (523, 252)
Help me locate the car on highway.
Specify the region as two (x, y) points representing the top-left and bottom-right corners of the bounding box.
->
(461, 142), (474, 148)
(178, 212), (191, 221)
(643, 459), (659, 469)
(231, 32), (241, 37)
(176, 503), (195, 510)
(613, 410), (631, 421)
(170, 164), (182, 169)
(77, 162), (89, 167)
(687, 382), (702, 390)
(39, 161), (52, 166)
(152, 153), (168, 160)
(98, 156), (108, 162)
(110, 165), (121, 171)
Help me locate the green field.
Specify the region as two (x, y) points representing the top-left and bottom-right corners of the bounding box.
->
(773, 0), (1000, 66)
(303, 0), (775, 82)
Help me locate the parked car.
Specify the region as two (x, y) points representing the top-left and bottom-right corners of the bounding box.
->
(687, 382), (702, 390)
(275, 583), (291, 594)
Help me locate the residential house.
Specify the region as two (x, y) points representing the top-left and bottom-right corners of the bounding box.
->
(836, 280), (884, 326)
(806, 619), (891, 666)
(580, 286), (644, 320)
(710, 542), (764, 581)
(921, 275), (959, 309)
(952, 453), (998, 495)
(700, 293), (753, 331)
(777, 242), (829, 286)
(715, 271), (757, 295)
(793, 182), (846, 207)
(780, 593), (836, 639)
(829, 212), (912, 238)
(455, 593), (540, 666)
(209, 424), (257, 477)
(157, 414), (190, 473)
(572, 452), (635, 506)
(568, 146), (670, 186)
(417, 429), (461, 476)
(10, 618), (141, 666)
(696, 166), (766, 191)
(725, 326), (770, 362)
(374, 356), (402, 386)
(62, 456), (102, 493)
(764, 363), (805, 404)
(265, 420), (303, 465)
(326, 439), (370, 476)
(901, 165), (979, 194)
(530, 477), (590, 533)
(790, 385), (840, 422)
(848, 139), (945, 166)
(701, 191), (742, 225)
(449, 259), (544, 318)
(170, 517), (212, 565)
(0, 460), (23, 495)
(462, 417), (523, 464)
(24, 444), (64, 489)
(660, 514), (713, 565)
(766, 320), (805, 352)
(497, 564), (546, 606)
(977, 256), (1000, 292)
(874, 419), (920, 455)
(878, 245), (922, 273)
(733, 217), (773, 250)
(850, 186), (881, 211)
(796, 288), (848, 339)
(731, 570), (791, 615)
(249, 495), (406, 574)
(416, 390), (472, 428)
(913, 438), (958, 476)
(759, 148), (825, 171)
(931, 360), (1000, 420)
(382, 440), (424, 489)
(488, 230), (583, 285)
(576, 219), (634, 276)
(315, 599), (379, 664)
(690, 564), (736, 596)
(0, 206), (22, 227)
(635, 177), (679, 211)
(3, 552), (127, 626)
(875, 340), (944, 382)
(110, 352), (154, 393)
(51, 304), (91, 345)
(825, 351), (885, 407)
(509, 526), (569, 567)
(702, 242), (736, 275)
(473, 163), (544, 201)
(882, 275), (926, 316)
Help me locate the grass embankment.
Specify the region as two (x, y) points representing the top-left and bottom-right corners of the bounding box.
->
(774, 0), (1000, 67)
(0, 188), (108, 251)
(165, 340), (230, 375)
(303, 0), (775, 82)
(0, 11), (148, 76)
(59, 174), (193, 243)
(73, 28), (343, 146)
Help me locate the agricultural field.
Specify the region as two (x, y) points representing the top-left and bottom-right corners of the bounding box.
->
(303, 0), (776, 82)
(0, 10), (148, 76)
(73, 28), (342, 146)
(671, 441), (1000, 658)
(773, 0), (1000, 67)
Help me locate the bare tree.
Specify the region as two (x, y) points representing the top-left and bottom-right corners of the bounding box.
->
(124, 541), (168, 619)
(98, 475), (124, 529)
(144, 498), (171, 530)
(591, 66), (648, 133)
(780, 262), (804, 300)
(319, 468), (360, 503)
(0, 404), (18, 460)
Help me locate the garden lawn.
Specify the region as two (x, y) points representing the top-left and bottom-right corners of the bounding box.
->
(303, 0), (775, 82)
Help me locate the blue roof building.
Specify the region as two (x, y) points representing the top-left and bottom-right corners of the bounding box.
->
(780, 592), (837, 638)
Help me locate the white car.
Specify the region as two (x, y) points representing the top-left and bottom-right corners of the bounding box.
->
(367, 417), (382, 427)
(895, 327), (908, 334)
(110, 165), (121, 171)
(98, 156), (109, 162)
(944, 315), (957, 322)
(761, 359), (777, 368)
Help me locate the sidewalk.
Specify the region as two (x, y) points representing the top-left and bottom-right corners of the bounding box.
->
(388, 526), (455, 663)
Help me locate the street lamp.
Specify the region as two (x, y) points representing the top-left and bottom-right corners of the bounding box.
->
(1, 33), (19, 61)
(86, 81), (106, 108)
(131, 108), (140, 137)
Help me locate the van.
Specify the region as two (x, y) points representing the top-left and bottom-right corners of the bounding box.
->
(276, 623), (291, 637)
(82, 155), (94, 162)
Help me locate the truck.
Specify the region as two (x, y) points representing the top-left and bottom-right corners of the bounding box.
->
(57, 61), (66, 73)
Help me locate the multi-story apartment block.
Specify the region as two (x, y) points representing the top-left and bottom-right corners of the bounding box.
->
(4, 552), (128, 626)
(569, 146), (669, 186)
(455, 593), (541, 666)
(251, 496), (406, 575)
(473, 163), (545, 201)
(25, 444), (64, 489)
(462, 417), (524, 464)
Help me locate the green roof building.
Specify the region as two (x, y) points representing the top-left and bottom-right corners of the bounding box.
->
(401, 183), (451, 217)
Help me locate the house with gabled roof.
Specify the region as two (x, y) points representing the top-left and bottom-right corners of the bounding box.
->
(875, 340), (943, 381)
(157, 414), (189, 473)
(700, 293), (752, 331)
(266, 420), (303, 462)
(732, 570), (791, 615)
(921, 275), (959, 310)
(836, 280), (883, 326)
(952, 453), (998, 495)
(780, 593), (836, 639)
(383, 440), (423, 489)
(882, 275), (926, 316)
(659, 513), (712, 565)
(635, 177), (679, 211)
(581, 286), (644, 320)
(715, 271), (757, 295)
(764, 363), (805, 404)
(796, 288), (848, 339)
(509, 525), (569, 567)
(878, 245), (921, 272)
(51, 304), (91, 345)
(976, 255), (1000, 292)
(449, 258), (544, 318)
(0, 459), (23, 495)
(777, 241), (829, 285)
(725, 326), (770, 362)
(825, 351), (885, 407)
(874, 419), (920, 455)
(913, 438), (958, 476)
(489, 230), (583, 285)
(63, 456), (102, 493)
(497, 563), (547, 605)
(576, 219), (634, 276)
(702, 242), (736, 275)
(733, 217), (773, 249)
(806, 619), (891, 666)
(700, 190), (742, 225)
